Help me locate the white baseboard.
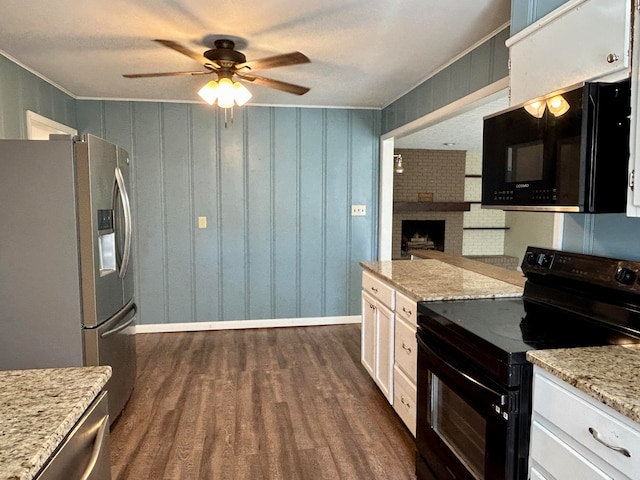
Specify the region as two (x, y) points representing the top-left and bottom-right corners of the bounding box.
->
(134, 315), (361, 334)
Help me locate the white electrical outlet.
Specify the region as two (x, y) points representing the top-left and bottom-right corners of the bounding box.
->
(351, 205), (366, 216)
(198, 216), (207, 229)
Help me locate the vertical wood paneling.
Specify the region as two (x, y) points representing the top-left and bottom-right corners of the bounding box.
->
(245, 107), (274, 319)
(0, 57), (25, 139)
(0, 55), (380, 325)
(349, 110), (378, 314)
(219, 110), (248, 320)
(74, 102), (379, 324)
(191, 105), (221, 321)
(76, 101), (105, 138)
(103, 102), (133, 152)
(510, 0), (570, 35)
(382, 26), (510, 133)
(162, 104), (195, 324)
(449, 55), (472, 101)
(131, 103), (166, 324)
(324, 110), (350, 316)
(273, 108), (299, 318)
(0, 55), (76, 140)
(469, 39), (493, 92)
(299, 109), (325, 317)
(491, 28), (510, 82)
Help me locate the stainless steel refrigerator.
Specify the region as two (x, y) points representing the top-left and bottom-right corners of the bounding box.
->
(0, 134), (137, 423)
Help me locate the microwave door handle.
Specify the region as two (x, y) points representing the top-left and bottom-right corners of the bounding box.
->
(417, 335), (508, 406)
(115, 167), (132, 279)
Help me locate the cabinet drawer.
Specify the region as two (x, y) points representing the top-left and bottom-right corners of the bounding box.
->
(393, 365), (416, 436)
(533, 371), (640, 477)
(395, 290), (416, 326)
(394, 316), (417, 382)
(362, 271), (394, 309)
(37, 391), (111, 480)
(530, 421), (611, 480)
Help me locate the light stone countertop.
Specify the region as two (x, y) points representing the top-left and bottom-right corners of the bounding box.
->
(527, 345), (640, 424)
(361, 257), (639, 426)
(360, 259), (524, 301)
(0, 366), (112, 480)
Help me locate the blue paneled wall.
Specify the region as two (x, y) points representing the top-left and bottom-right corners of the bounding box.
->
(76, 101), (380, 324)
(510, 0), (569, 35)
(382, 27), (510, 134)
(0, 55), (76, 138)
(1, 54), (379, 325)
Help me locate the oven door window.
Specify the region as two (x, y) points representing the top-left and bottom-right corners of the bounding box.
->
(430, 372), (486, 479)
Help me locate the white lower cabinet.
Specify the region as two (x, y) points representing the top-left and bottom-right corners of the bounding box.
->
(361, 270), (418, 434)
(393, 290), (417, 436)
(361, 272), (395, 403)
(393, 365), (416, 436)
(529, 367), (640, 480)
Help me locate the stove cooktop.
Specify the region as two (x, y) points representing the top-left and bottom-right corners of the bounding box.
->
(417, 296), (638, 386)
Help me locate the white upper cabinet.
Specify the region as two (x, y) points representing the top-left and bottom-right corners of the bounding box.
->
(628, 6), (640, 216)
(507, 0), (632, 106)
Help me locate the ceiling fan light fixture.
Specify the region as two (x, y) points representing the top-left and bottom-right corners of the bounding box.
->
(233, 82), (252, 106)
(198, 80), (219, 105)
(216, 78), (235, 108)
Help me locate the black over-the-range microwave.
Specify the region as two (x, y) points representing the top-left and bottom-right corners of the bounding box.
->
(481, 78), (631, 212)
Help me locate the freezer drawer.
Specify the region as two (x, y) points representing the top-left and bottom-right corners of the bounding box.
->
(36, 391), (111, 480)
(84, 301), (137, 423)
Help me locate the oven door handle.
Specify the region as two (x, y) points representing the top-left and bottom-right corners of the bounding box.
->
(417, 335), (508, 406)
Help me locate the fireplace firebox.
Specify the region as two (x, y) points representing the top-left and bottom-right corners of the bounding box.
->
(401, 220), (445, 257)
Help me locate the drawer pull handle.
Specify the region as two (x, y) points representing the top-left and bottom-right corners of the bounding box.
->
(402, 343), (412, 354)
(401, 396), (411, 408)
(588, 427), (631, 458)
(370, 286), (378, 294)
(402, 306), (412, 316)
(81, 414), (110, 480)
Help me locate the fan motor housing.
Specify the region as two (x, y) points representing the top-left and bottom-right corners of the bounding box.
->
(204, 39), (246, 65)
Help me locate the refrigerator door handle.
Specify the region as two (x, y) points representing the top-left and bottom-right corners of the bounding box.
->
(101, 315), (135, 338)
(115, 167), (132, 279)
(101, 302), (137, 338)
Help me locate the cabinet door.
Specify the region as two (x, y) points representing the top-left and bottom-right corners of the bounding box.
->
(361, 291), (376, 377)
(508, 0), (632, 105)
(629, 8), (640, 216)
(375, 302), (394, 402)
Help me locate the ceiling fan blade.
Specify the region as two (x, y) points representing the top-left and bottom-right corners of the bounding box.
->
(123, 70), (211, 78)
(235, 52), (310, 72)
(238, 74), (310, 95)
(153, 39), (214, 66)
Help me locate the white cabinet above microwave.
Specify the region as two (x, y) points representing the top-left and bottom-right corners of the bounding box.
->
(506, 0), (632, 106)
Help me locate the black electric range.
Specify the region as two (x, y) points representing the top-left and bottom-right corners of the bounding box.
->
(415, 246), (640, 480)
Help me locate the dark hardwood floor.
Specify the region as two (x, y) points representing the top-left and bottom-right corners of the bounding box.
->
(110, 324), (417, 479)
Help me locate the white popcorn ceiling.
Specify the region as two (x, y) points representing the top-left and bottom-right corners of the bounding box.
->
(0, 0), (509, 109)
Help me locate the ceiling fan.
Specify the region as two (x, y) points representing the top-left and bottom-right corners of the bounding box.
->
(123, 39), (311, 108)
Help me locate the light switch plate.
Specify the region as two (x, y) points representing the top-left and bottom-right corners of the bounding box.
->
(198, 216), (207, 229)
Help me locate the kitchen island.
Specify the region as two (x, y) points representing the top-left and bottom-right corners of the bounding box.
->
(359, 256), (524, 434)
(0, 366), (112, 480)
(360, 258), (524, 302)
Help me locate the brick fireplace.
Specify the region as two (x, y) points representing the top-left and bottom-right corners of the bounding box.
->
(392, 148), (466, 259)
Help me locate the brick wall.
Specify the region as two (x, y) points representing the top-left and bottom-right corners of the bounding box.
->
(393, 149), (465, 202)
(393, 149), (466, 258)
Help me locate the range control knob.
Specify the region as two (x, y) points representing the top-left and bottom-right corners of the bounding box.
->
(615, 267), (636, 285)
(537, 253), (554, 268)
(525, 251), (538, 265)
